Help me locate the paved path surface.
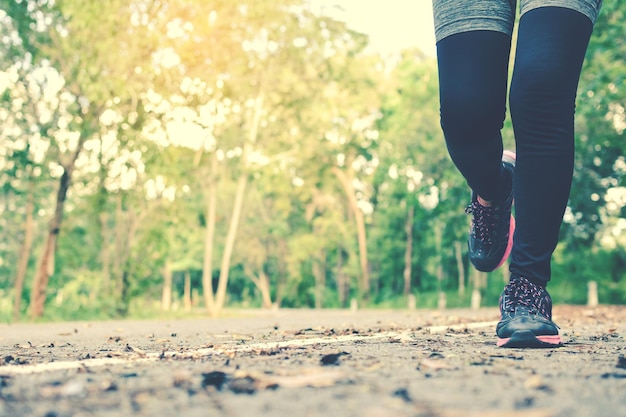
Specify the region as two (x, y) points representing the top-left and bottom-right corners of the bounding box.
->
(0, 306), (624, 417)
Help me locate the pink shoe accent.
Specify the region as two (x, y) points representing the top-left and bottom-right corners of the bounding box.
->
(494, 215), (515, 270)
(493, 150), (516, 271)
(536, 335), (562, 345)
(497, 338), (509, 347)
(502, 149), (516, 164)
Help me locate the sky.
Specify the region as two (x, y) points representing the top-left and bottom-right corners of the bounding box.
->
(309, 0), (436, 57)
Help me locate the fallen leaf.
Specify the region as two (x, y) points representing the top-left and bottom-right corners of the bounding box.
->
(320, 352), (349, 366)
(420, 358), (450, 370)
(231, 334), (253, 341)
(524, 375), (551, 391)
(439, 410), (555, 417)
(100, 380), (118, 392)
(392, 388), (412, 403)
(40, 380), (85, 398)
(132, 391), (152, 406)
(360, 362), (384, 372)
(125, 344), (146, 357)
(229, 376), (264, 394)
(601, 372), (626, 379)
(244, 368), (346, 389)
(201, 371), (228, 390)
(469, 356), (492, 366)
(251, 347), (282, 356)
(172, 370), (193, 388)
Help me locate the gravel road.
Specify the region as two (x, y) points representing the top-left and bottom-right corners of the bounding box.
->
(0, 305), (624, 417)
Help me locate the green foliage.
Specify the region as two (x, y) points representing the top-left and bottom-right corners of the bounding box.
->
(0, 0), (623, 321)
(551, 245), (626, 305)
(566, 0), (626, 246)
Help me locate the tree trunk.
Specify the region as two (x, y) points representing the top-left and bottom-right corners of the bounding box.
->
(471, 268), (486, 310)
(332, 167), (370, 301)
(184, 270), (192, 312)
(161, 260), (172, 311)
(336, 247), (347, 307)
(274, 240), (288, 308)
(213, 172), (248, 314)
(313, 252), (326, 309)
(258, 271), (273, 309)
(213, 93), (264, 316)
(13, 190), (34, 321)
(120, 270), (131, 314)
(29, 165), (74, 319)
(114, 193), (125, 300)
(403, 204), (415, 296)
(114, 201), (134, 306)
(202, 150), (218, 314)
(99, 212), (112, 295)
(29, 116), (91, 319)
(434, 220), (444, 292)
(97, 139), (111, 295)
(247, 268), (273, 309)
(454, 241), (465, 296)
(112, 199), (141, 315)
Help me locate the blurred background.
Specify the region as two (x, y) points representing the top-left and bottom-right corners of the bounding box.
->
(0, 0), (623, 321)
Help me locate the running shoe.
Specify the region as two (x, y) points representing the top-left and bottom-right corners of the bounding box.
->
(465, 150), (516, 272)
(496, 276), (562, 348)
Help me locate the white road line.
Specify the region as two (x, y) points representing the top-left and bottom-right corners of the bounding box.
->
(0, 321), (498, 376)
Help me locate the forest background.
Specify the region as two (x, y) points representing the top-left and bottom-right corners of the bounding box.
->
(0, 0), (624, 322)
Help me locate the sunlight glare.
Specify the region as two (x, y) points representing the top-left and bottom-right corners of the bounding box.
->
(309, 0), (435, 56)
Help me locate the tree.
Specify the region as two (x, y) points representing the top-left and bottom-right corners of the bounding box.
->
(372, 50), (466, 301)
(568, 0), (625, 247)
(0, 0), (166, 317)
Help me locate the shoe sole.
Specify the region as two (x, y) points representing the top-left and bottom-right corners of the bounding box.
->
(497, 330), (562, 348)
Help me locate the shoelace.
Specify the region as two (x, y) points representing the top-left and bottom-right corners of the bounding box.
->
(465, 200), (501, 245)
(501, 277), (552, 320)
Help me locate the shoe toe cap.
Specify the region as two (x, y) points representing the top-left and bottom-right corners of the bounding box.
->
(497, 314), (559, 338)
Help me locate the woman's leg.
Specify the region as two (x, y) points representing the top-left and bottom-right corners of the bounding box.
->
(508, 6), (595, 286)
(497, 4), (599, 348)
(437, 30), (511, 202)
(433, 0), (516, 202)
(434, 0), (518, 272)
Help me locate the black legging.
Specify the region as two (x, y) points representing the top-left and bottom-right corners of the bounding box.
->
(436, 7), (594, 285)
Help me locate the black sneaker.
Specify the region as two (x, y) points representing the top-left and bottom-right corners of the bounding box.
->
(496, 276), (562, 348)
(465, 150), (516, 272)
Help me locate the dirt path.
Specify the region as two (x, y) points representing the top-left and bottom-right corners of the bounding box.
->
(0, 306), (624, 417)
